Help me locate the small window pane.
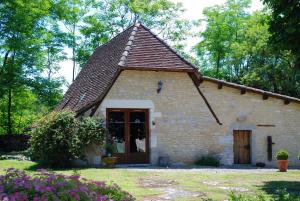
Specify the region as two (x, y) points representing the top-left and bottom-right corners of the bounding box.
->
(129, 112), (146, 153)
(108, 112), (125, 153)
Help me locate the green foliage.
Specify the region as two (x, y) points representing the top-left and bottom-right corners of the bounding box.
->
(29, 110), (106, 167)
(263, 0), (300, 69)
(195, 155), (220, 167)
(105, 143), (118, 156)
(297, 151), (300, 160)
(229, 189), (300, 201)
(0, 0), (65, 135)
(195, 0), (300, 98)
(276, 149), (289, 160)
(71, 117), (106, 158)
(0, 87), (48, 135)
(77, 0), (193, 68)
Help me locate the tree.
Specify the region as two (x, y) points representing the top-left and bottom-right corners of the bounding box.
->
(57, 0), (96, 82)
(77, 0), (193, 68)
(263, 0), (300, 69)
(0, 0), (52, 135)
(195, 0), (251, 80)
(194, 0), (300, 97)
(0, 0), (65, 135)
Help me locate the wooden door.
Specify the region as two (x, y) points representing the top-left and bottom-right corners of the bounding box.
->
(233, 130), (251, 164)
(106, 109), (149, 164)
(128, 109), (149, 164)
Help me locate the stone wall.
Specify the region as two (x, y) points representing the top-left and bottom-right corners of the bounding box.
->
(87, 70), (300, 167)
(201, 81), (300, 167)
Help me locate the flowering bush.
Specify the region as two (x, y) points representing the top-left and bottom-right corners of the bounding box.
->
(29, 110), (106, 167)
(0, 168), (134, 201)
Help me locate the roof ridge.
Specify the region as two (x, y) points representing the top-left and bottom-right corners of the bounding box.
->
(118, 23), (141, 66)
(202, 76), (300, 103)
(138, 23), (200, 73)
(66, 24), (136, 89)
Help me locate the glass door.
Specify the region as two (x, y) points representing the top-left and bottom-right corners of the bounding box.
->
(107, 109), (149, 164)
(107, 110), (126, 163)
(128, 110), (149, 163)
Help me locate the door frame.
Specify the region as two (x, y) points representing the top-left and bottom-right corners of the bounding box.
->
(233, 130), (252, 164)
(106, 108), (150, 164)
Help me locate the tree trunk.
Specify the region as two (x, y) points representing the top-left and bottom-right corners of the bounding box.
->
(7, 88), (12, 135)
(216, 52), (220, 78)
(72, 24), (76, 82)
(0, 51), (10, 76)
(46, 48), (53, 106)
(7, 51), (15, 135)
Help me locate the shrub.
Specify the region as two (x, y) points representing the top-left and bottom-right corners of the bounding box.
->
(276, 149), (289, 160)
(256, 162), (266, 168)
(298, 151), (300, 160)
(0, 168), (134, 201)
(29, 110), (106, 167)
(71, 117), (106, 159)
(229, 189), (300, 201)
(0, 134), (30, 152)
(195, 155), (220, 167)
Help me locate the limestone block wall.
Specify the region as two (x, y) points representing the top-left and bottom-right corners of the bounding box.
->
(200, 81), (300, 167)
(93, 70), (221, 165)
(85, 70), (300, 167)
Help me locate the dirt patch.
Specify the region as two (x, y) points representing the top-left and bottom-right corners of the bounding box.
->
(139, 176), (178, 188)
(202, 181), (220, 186)
(140, 176), (204, 201)
(202, 181), (248, 192)
(218, 186), (249, 192)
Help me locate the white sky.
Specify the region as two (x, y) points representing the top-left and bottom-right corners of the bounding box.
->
(59, 0), (264, 89)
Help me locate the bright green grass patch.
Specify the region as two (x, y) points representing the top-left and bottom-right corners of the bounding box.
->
(0, 160), (300, 201)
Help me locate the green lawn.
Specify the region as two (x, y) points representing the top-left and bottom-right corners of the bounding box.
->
(0, 160), (300, 201)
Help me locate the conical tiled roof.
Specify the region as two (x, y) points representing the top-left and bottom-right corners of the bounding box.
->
(57, 23), (198, 114)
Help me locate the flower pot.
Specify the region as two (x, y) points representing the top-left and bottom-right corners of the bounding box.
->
(102, 156), (117, 168)
(277, 160), (288, 172)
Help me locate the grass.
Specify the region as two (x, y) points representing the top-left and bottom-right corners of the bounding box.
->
(0, 160), (300, 201)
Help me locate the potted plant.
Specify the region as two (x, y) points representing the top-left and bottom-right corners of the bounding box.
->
(276, 149), (289, 172)
(102, 143), (118, 168)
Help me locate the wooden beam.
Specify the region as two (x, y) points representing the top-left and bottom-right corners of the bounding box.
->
(257, 124), (275, 127)
(218, 82), (223, 89)
(188, 74), (222, 125)
(202, 76), (300, 104)
(241, 88), (246, 95)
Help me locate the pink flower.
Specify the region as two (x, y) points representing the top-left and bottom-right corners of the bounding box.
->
(96, 195), (109, 201)
(69, 175), (80, 180)
(3, 196), (9, 201)
(45, 186), (54, 192)
(33, 194), (39, 201)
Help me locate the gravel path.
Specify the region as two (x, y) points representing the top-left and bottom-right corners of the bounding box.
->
(120, 167), (280, 173)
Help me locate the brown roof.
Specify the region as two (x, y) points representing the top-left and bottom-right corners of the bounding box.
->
(58, 22), (300, 118)
(201, 76), (300, 104)
(120, 24), (197, 72)
(57, 25), (135, 112)
(57, 23), (197, 114)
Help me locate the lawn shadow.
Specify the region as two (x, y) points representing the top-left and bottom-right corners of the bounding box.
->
(24, 162), (43, 171)
(23, 162), (94, 172)
(260, 181), (300, 196)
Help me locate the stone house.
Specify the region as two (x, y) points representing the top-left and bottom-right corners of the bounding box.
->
(58, 23), (300, 167)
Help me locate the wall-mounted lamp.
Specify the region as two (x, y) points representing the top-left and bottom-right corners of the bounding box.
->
(157, 80), (163, 93)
